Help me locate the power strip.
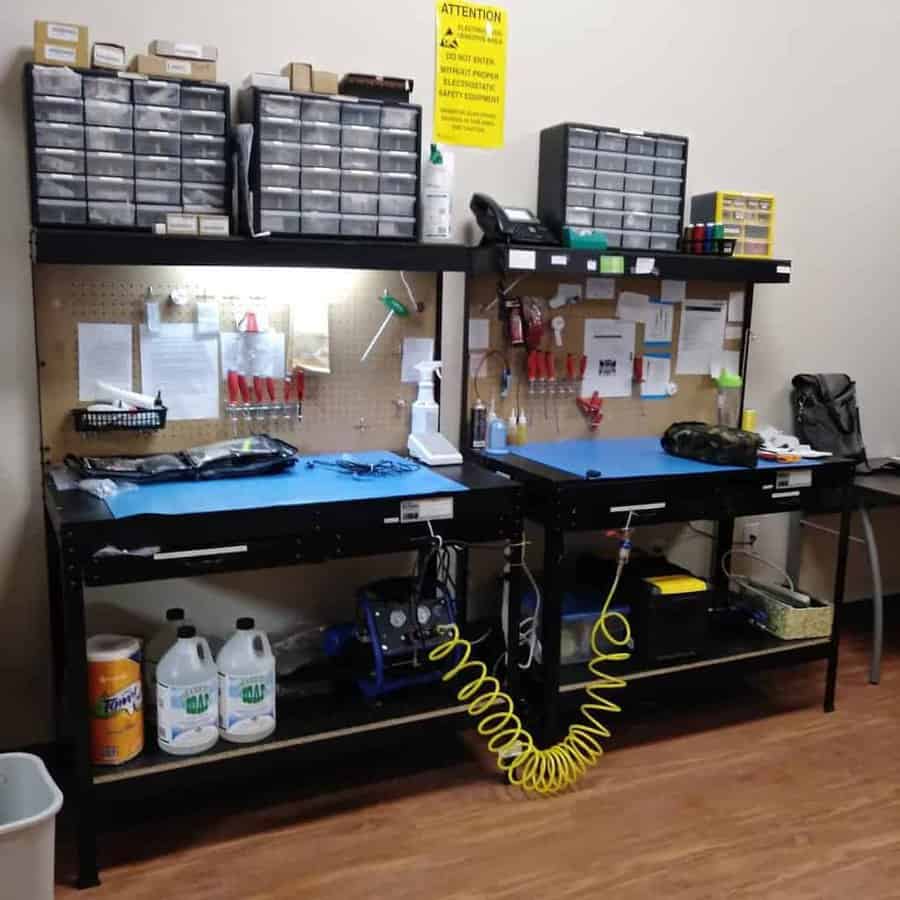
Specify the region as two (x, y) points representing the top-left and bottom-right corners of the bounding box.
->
(734, 576), (812, 609)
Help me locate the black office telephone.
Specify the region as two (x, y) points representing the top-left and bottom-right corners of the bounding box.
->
(470, 193), (557, 245)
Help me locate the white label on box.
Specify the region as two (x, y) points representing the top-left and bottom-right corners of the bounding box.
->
(634, 257), (656, 275)
(173, 42), (203, 59)
(550, 254), (569, 266)
(586, 259), (598, 271)
(400, 497), (454, 523)
(508, 249), (535, 270)
(776, 470), (812, 489)
(166, 214), (198, 234)
(47, 23), (80, 42)
(776, 265), (791, 275)
(165, 59), (191, 76)
(43, 44), (77, 63)
(198, 216), (229, 236)
(772, 490), (801, 500)
(93, 45), (125, 67)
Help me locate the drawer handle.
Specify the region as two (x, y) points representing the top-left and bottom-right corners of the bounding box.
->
(609, 502), (666, 513)
(153, 544), (248, 561)
(771, 490), (801, 500)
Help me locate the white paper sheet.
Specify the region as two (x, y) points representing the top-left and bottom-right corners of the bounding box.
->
(585, 277), (616, 300)
(468, 319), (490, 350)
(634, 257), (655, 275)
(711, 349), (741, 378)
(616, 291), (651, 323)
(582, 318), (635, 398)
(140, 323), (220, 420)
(660, 279), (687, 303)
(676, 301), (727, 375)
(78, 323), (133, 401)
(724, 324), (743, 341)
(196, 301), (220, 335)
(220, 332), (286, 379)
(645, 301), (675, 344)
(641, 354), (672, 399)
(401, 337), (435, 384)
(727, 289), (745, 323)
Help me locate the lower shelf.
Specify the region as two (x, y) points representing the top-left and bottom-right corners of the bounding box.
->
(93, 683), (466, 785)
(559, 630), (831, 693)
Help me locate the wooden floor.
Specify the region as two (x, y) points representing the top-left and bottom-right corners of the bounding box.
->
(57, 607), (900, 899)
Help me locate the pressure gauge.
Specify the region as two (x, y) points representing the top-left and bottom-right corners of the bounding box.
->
(416, 604), (432, 625)
(389, 609), (407, 629)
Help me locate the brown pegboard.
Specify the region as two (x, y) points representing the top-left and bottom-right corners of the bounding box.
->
(33, 265), (436, 464)
(464, 274), (746, 443)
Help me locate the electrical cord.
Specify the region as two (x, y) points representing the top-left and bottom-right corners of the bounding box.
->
(428, 512), (635, 794)
(721, 548), (796, 592)
(473, 349), (511, 403)
(306, 457), (419, 477)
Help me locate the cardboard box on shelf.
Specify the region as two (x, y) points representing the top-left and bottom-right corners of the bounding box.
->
(149, 40), (218, 62)
(34, 20), (89, 67)
(311, 70), (339, 95)
(166, 213), (198, 235)
(198, 214), (230, 236)
(131, 54), (217, 82)
(244, 72), (290, 91)
(92, 42), (126, 70)
(282, 62), (312, 92)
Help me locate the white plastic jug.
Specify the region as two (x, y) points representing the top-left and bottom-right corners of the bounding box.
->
(216, 617), (276, 744)
(144, 608), (187, 721)
(156, 625), (218, 756)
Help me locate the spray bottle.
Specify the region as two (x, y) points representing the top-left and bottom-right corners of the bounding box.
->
(411, 360), (442, 434)
(421, 144), (454, 243)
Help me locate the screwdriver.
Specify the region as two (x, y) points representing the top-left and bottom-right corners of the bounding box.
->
(226, 370), (240, 436)
(545, 351), (557, 429)
(566, 353), (576, 394)
(266, 377), (277, 432)
(253, 375), (266, 427)
(293, 368), (305, 430)
(283, 375), (293, 428)
(236, 373), (251, 434)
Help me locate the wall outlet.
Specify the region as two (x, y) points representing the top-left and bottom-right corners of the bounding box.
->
(739, 520), (760, 547)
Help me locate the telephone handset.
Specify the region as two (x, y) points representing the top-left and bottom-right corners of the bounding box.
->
(470, 193), (557, 245)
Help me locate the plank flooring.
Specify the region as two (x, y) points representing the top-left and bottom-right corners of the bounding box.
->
(56, 605), (900, 899)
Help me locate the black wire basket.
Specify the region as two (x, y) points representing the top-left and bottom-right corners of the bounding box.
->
(72, 406), (168, 433)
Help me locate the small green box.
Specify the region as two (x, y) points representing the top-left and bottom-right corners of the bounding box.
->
(600, 255), (625, 274)
(562, 227), (608, 251)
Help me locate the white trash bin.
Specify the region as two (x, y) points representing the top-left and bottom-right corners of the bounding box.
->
(0, 753), (64, 900)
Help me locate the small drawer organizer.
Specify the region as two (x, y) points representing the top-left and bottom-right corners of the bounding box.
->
(538, 122), (689, 252)
(240, 87), (421, 239)
(26, 62), (232, 231)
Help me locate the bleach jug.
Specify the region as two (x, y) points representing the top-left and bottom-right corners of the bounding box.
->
(156, 625), (218, 756)
(143, 607), (186, 721)
(216, 617), (276, 744)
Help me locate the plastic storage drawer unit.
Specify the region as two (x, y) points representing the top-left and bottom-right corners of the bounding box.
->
(302, 99), (340, 123)
(87, 176), (133, 202)
(135, 179), (180, 205)
(378, 216), (415, 237)
(181, 86), (226, 111)
(301, 122), (341, 146)
(86, 152), (134, 178)
(89, 201), (135, 226)
(134, 131), (180, 156)
(342, 104), (380, 127)
(32, 66), (82, 97)
(379, 151), (416, 173)
(379, 172), (416, 195)
(83, 77), (131, 103)
(135, 155), (180, 181)
(85, 126), (132, 153)
(181, 110), (225, 135)
(35, 148), (85, 174)
(260, 117), (302, 142)
(342, 125), (379, 149)
(380, 107), (418, 130)
(260, 164), (300, 188)
(182, 158), (226, 183)
(300, 190), (339, 212)
(260, 187), (301, 210)
(133, 80), (180, 107)
(300, 144), (340, 168)
(341, 214), (377, 236)
(301, 168), (341, 191)
(342, 170), (380, 193)
(259, 93), (301, 119)
(134, 105), (180, 131)
(378, 194), (415, 217)
(261, 210), (301, 233)
(37, 173), (86, 200)
(38, 199), (87, 224)
(379, 129), (417, 153)
(85, 99), (132, 128)
(183, 183), (227, 208)
(341, 192), (379, 215)
(301, 211), (341, 234)
(260, 141), (301, 166)
(690, 191), (776, 258)
(136, 204), (180, 228)
(182, 134), (227, 159)
(33, 96), (83, 123)
(35, 122), (84, 149)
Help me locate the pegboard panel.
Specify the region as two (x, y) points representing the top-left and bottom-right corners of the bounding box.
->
(33, 265), (437, 464)
(465, 274), (746, 443)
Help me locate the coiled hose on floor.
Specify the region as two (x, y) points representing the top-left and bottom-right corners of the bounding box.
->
(428, 553), (631, 795)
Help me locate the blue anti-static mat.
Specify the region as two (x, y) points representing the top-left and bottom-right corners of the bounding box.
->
(103, 451), (467, 519)
(509, 437), (821, 480)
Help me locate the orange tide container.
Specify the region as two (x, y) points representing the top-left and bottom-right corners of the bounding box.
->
(86, 635), (144, 765)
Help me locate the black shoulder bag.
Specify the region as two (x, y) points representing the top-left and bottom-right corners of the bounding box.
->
(791, 374), (866, 462)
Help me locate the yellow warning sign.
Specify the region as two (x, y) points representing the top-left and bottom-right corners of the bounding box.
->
(434, 1), (507, 149)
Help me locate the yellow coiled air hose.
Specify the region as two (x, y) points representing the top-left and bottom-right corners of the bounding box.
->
(428, 560), (631, 795)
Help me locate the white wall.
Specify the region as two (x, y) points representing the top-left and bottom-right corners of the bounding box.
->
(2, 0), (899, 746)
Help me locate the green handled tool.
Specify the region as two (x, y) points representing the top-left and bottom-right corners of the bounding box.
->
(360, 291), (410, 362)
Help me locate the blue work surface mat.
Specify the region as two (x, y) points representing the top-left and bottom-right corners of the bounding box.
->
(103, 451), (467, 519)
(509, 437), (820, 480)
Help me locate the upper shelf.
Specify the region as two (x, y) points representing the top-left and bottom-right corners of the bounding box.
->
(470, 244), (792, 283)
(31, 228), (472, 273)
(31, 229), (792, 283)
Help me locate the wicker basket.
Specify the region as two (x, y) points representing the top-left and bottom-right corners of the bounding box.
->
(742, 588), (833, 640)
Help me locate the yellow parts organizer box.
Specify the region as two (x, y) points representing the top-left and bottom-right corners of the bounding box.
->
(690, 191), (776, 258)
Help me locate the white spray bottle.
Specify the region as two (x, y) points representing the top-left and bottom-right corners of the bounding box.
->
(411, 360), (442, 434)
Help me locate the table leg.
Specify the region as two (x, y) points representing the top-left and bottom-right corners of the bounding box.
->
(825, 486), (852, 713)
(541, 528), (565, 745)
(454, 544), (470, 627)
(61, 542), (99, 889)
(858, 503), (883, 685)
(505, 532), (525, 703)
(44, 512), (66, 742)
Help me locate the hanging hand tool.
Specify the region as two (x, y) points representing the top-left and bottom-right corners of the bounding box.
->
(237, 373), (251, 434)
(551, 315), (565, 347)
(283, 376), (293, 429)
(577, 392), (604, 431)
(535, 350), (546, 421)
(253, 375), (266, 427)
(361, 291), (409, 362)
(545, 351), (559, 432)
(294, 368), (305, 430)
(226, 370), (240, 436)
(266, 377), (277, 431)
(566, 353), (577, 395)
